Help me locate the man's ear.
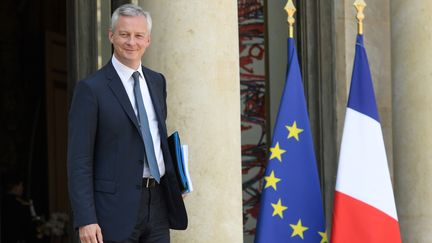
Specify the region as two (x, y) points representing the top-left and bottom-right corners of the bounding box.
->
(108, 29), (114, 43)
(147, 34), (152, 46)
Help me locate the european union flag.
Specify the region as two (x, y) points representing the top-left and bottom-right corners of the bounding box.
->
(254, 38), (327, 243)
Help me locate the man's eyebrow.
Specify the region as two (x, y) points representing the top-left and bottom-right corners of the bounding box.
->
(117, 30), (147, 34)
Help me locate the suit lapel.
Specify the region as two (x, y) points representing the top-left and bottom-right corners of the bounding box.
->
(105, 62), (142, 137)
(142, 67), (166, 137)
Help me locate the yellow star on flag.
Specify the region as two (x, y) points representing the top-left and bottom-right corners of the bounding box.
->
(264, 170), (281, 190)
(318, 231), (328, 243)
(286, 121), (304, 141)
(269, 142), (286, 162)
(271, 198), (288, 219)
(290, 219), (309, 239)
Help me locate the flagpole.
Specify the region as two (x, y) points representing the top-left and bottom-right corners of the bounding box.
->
(284, 0), (296, 38)
(354, 0), (367, 35)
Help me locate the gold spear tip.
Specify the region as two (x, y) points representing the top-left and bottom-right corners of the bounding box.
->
(354, 0), (367, 11)
(285, 0), (296, 38)
(354, 0), (367, 35)
(285, 0), (296, 24)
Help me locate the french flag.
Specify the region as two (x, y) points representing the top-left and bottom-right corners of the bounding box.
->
(331, 35), (402, 243)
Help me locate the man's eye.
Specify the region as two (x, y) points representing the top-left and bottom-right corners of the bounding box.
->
(136, 35), (144, 39)
(120, 33), (128, 38)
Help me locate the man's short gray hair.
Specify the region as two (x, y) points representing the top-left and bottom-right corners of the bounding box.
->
(111, 4), (152, 33)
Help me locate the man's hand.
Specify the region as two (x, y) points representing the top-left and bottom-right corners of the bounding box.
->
(79, 224), (103, 243)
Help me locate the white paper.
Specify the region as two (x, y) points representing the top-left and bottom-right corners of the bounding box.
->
(181, 145), (193, 193)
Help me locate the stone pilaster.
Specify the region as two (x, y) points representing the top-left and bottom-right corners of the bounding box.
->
(138, 1), (243, 242)
(392, 1), (432, 242)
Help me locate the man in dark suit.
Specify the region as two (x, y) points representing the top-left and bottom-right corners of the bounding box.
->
(67, 4), (187, 243)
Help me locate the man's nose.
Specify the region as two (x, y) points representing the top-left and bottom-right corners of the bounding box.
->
(126, 36), (136, 45)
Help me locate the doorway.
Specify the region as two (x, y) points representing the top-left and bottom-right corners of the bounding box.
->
(0, 0), (68, 242)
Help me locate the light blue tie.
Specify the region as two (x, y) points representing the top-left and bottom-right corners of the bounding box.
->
(132, 71), (160, 182)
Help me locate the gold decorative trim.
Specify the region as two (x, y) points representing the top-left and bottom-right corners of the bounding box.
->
(354, 0), (367, 35)
(285, 0), (296, 38)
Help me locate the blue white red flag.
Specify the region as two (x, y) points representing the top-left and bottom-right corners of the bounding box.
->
(331, 35), (402, 243)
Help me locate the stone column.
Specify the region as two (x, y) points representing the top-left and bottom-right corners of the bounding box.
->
(138, 1), (243, 242)
(392, 2), (432, 242)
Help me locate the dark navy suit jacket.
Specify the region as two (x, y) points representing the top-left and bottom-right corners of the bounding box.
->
(67, 61), (187, 241)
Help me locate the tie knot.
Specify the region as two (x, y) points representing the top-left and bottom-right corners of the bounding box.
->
(132, 71), (140, 85)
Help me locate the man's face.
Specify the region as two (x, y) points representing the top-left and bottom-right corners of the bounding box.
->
(109, 15), (151, 69)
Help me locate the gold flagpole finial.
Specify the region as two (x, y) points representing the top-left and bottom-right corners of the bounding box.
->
(285, 0), (296, 38)
(354, 0), (367, 35)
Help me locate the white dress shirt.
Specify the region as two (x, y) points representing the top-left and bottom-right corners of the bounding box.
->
(111, 55), (166, 178)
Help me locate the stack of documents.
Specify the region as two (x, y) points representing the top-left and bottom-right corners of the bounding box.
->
(168, 131), (193, 193)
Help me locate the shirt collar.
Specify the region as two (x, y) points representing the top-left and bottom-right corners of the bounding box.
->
(111, 55), (144, 82)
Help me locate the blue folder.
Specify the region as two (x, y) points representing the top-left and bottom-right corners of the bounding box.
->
(168, 131), (188, 192)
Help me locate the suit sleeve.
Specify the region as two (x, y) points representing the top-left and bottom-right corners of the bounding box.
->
(67, 81), (98, 228)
